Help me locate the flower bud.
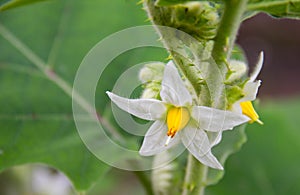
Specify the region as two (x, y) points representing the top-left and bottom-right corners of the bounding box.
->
(226, 60), (247, 83)
(170, 2), (220, 41)
(141, 87), (160, 99)
(139, 62), (165, 83)
(139, 62), (165, 99)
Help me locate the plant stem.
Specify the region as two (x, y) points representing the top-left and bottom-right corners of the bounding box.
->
(182, 1), (248, 194)
(212, 0), (249, 70)
(133, 171), (154, 195)
(143, 1), (248, 194)
(182, 153), (208, 195)
(143, 0), (203, 96)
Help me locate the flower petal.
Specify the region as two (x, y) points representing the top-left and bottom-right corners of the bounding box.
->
(139, 120), (180, 156)
(232, 79), (261, 114)
(160, 61), (192, 106)
(192, 106), (249, 132)
(207, 132), (222, 147)
(180, 126), (223, 169)
(195, 151), (223, 170)
(243, 80), (261, 102)
(180, 126), (210, 157)
(250, 51), (264, 82)
(107, 91), (166, 120)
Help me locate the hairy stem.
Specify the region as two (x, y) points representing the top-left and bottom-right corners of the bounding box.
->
(212, 0), (249, 69)
(182, 154), (208, 195)
(143, 0), (203, 96)
(182, 0), (248, 194)
(143, 0), (249, 194)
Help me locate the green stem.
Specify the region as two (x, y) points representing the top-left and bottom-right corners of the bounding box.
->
(133, 171), (154, 195)
(143, 0), (203, 96)
(212, 0), (249, 70)
(168, 51), (202, 96)
(143, 1), (249, 194)
(182, 1), (248, 194)
(182, 154), (208, 195)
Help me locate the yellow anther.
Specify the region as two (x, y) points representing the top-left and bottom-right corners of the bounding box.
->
(165, 107), (190, 145)
(240, 101), (263, 125)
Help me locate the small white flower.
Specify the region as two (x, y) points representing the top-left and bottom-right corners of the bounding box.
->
(232, 52), (264, 124)
(107, 61), (249, 170)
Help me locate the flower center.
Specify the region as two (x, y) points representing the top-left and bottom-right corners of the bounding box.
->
(240, 101), (263, 125)
(165, 106), (190, 146)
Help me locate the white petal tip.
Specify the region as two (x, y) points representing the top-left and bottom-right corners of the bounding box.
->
(250, 51), (264, 81)
(208, 161), (224, 170)
(204, 162), (223, 170)
(259, 51), (264, 58)
(106, 91), (116, 101)
(217, 166), (224, 170)
(106, 91), (112, 96)
(210, 162), (224, 170)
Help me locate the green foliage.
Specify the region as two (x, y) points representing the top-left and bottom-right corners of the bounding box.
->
(0, 0), (48, 11)
(247, 0), (300, 19)
(145, 1), (220, 41)
(1, 0), (300, 194)
(0, 116), (109, 191)
(155, 0), (191, 6)
(207, 125), (247, 186)
(225, 85), (244, 108)
(154, 0), (300, 19)
(207, 98), (300, 195)
(0, 0), (153, 191)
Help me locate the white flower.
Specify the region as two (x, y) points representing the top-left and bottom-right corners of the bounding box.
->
(107, 61), (249, 170)
(232, 52), (264, 124)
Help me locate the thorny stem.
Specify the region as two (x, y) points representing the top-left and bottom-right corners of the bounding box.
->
(212, 0), (249, 69)
(182, 0), (249, 194)
(0, 23), (123, 142)
(144, 0), (249, 193)
(182, 154), (208, 195)
(143, 0), (203, 96)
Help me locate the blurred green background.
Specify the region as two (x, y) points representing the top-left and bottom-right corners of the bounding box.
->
(0, 0), (300, 194)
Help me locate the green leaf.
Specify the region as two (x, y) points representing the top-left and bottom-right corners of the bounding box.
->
(0, 0), (48, 11)
(246, 0), (300, 19)
(207, 98), (300, 195)
(155, 0), (191, 6)
(206, 124), (247, 186)
(0, 113), (109, 191)
(0, 0), (149, 191)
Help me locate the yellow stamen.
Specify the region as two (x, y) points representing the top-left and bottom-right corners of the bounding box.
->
(165, 107), (190, 146)
(240, 101), (263, 125)
(165, 136), (172, 146)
